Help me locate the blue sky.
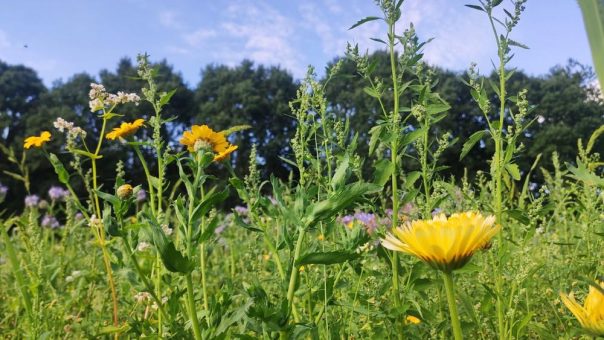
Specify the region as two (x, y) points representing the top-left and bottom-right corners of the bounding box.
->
(0, 1), (593, 87)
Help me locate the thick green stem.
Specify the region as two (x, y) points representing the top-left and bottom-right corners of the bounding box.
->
(442, 271), (463, 340)
(286, 228), (306, 317)
(185, 274), (203, 340)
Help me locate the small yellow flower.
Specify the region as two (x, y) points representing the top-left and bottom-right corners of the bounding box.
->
(299, 266), (305, 272)
(24, 131), (51, 149)
(106, 119), (144, 140)
(262, 254), (270, 261)
(214, 144), (238, 162)
(381, 212), (499, 272)
(405, 315), (421, 325)
(179, 124), (229, 153)
(317, 234), (325, 241)
(117, 184), (133, 199)
(560, 280), (604, 336)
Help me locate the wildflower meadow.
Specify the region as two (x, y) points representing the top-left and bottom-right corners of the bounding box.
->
(1, 1), (603, 339)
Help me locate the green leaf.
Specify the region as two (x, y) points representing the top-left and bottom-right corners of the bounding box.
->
(460, 130), (487, 160)
(372, 159), (394, 187)
(505, 209), (530, 225)
(465, 4), (485, 12)
(349, 16), (381, 30)
(145, 215), (194, 274)
(508, 39), (529, 49)
(296, 251), (360, 266)
(492, 0), (504, 7)
(48, 153), (70, 184)
(505, 163), (521, 181)
(400, 128), (425, 147)
(158, 89), (177, 108)
(363, 86), (381, 99)
(405, 171), (421, 189)
(578, 0), (604, 90)
(303, 182), (381, 228)
(331, 154), (350, 190)
(191, 187), (230, 223)
(567, 160), (604, 186)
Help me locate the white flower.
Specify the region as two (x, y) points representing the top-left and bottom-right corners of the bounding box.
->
(136, 241), (152, 252)
(161, 224), (174, 236)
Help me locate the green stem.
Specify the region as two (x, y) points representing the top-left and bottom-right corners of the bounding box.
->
(388, 16), (404, 338)
(286, 228), (306, 318)
(442, 271), (463, 340)
(133, 145), (156, 216)
(185, 274), (203, 340)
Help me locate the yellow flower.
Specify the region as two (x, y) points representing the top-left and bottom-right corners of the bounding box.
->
(560, 281), (604, 336)
(24, 131), (51, 149)
(214, 144), (238, 162)
(106, 119), (144, 140)
(381, 212), (499, 272)
(317, 234), (325, 241)
(405, 315), (421, 325)
(179, 124), (229, 153)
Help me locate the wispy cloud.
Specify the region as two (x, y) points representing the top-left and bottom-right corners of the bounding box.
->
(184, 29), (217, 47)
(219, 1), (304, 75)
(159, 10), (183, 30)
(0, 29), (10, 49)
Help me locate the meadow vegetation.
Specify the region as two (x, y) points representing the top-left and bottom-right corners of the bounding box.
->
(1, 1), (603, 339)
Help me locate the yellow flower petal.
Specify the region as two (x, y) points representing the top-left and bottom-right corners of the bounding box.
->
(560, 281), (604, 336)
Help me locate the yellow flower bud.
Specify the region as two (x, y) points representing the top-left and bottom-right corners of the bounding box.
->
(117, 184), (133, 199)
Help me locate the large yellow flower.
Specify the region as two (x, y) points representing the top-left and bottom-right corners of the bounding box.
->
(24, 131), (51, 149)
(381, 212), (499, 272)
(560, 281), (604, 336)
(180, 124), (229, 153)
(106, 119), (144, 140)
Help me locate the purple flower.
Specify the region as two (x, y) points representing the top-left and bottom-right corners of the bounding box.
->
(75, 212), (84, 221)
(48, 186), (69, 201)
(41, 214), (60, 228)
(24, 195), (40, 208)
(136, 189), (147, 202)
(234, 205), (248, 216)
(354, 212), (378, 234)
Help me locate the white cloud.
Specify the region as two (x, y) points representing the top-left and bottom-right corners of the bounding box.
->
(0, 29), (10, 49)
(184, 29), (217, 47)
(159, 10), (183, 30)
(218, 1), (305, 76)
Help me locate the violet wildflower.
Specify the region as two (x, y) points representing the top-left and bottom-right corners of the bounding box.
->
(41, 214), (60, 228)
(24, 194), (40, 208)
(136, 189), (147, 203)
(48, 186), (69, 201)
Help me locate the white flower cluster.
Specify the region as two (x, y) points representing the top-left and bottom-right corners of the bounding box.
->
(133, 291), (152, 303)
(53, 117), (87, 138)
(136, 241), (152, 252)
(89, 83), (140, 112)
(65, 270), (83, 283)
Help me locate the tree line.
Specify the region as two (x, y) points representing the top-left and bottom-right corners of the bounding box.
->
(1, 52), (602, 212)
